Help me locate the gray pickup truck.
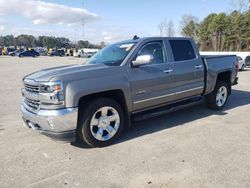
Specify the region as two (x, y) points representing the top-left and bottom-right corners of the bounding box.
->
(21, 37), (239, 147)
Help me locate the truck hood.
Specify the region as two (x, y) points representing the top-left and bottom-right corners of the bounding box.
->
(24, 64), (107, 82)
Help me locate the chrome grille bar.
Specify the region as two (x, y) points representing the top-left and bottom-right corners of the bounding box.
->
(23, 79), (40, 112)
(25, 98), (40, 110)
(24, 83), (40, 93)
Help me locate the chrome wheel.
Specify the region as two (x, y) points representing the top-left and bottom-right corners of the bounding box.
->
(89, 106), (120, 141)
(216, 86), (228, 107)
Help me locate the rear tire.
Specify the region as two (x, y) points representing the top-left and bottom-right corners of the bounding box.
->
(77, 98), (125, 147)
(205, 81), (229, 110)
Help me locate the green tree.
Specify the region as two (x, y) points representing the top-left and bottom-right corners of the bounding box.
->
(15, 35), (36, 47)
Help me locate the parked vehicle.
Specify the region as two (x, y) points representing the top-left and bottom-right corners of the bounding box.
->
(66, 49), (74, 56)
(49, 49), (65, 57)
(21, 37), (238, 147)
(74, 50), (95, 58)
(73, 49), (84, 58)
(19, 49), (39, 57)
(85, 51), (96, 58)
(8, 49), (24, 56)
(7, 48), (17, 55)
(1, 47), (8, 55)
(1, 47), (16, 55)
(237, 56), (246, 71)
(245, 55), (250, 67)
(36, 47), (48, 56)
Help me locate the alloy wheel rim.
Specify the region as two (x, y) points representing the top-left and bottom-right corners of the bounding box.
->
(216, 86), (228, 107)
(89, 106), (120, 141)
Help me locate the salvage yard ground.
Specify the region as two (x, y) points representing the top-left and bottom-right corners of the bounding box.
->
(0, 56), (249, 188)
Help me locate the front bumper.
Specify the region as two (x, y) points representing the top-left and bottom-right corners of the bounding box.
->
(21, 103), (78, 142)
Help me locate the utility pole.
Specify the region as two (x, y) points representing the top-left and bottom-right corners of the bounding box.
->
(82, 0), (85, 42)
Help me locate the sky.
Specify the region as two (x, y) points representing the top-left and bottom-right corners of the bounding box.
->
(0, 0), (246, 44)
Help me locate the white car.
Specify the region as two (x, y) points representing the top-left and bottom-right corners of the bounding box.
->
(73, 50), (83, 58)
(74, 50), (94, 58)
(237, 56), (246, 71)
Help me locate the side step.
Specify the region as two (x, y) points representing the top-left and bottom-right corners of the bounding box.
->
(132, 97), (203, 121)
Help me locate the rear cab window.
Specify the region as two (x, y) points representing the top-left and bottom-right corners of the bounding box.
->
(169, 40), (196, 61)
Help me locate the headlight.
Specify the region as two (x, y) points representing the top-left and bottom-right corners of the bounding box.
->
(39, 81), (64, 105)
(40, 81), (63, 93)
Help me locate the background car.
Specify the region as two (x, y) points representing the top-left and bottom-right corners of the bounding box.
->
(66, 49), (74, 56)
(237, 56), (246, 71)
(19, 49), (39, 57)
(49, 49), (65, 57)
(245, 55), (250, 67)
(73, 49), (85, 58)
(8, 49), (24, 56)
(85, 51), (96, 58)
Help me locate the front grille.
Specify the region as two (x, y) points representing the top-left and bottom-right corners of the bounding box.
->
(24, 83), (40, 93)
(25, 98), (40, 111)
(23, 79), (40, 112)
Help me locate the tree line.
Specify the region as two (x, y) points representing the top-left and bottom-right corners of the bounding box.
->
(181, 10), (250, 51)
(0, 34), (104, 49)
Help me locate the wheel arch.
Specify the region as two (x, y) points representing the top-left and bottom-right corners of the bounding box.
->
(77, 89), (131, 129)
(216, 71), (232, 94)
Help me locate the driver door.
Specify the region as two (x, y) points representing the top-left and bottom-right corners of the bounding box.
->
(129, 40), (176, 111)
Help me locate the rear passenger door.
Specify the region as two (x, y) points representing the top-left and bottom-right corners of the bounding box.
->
(168, 39), (204, 100)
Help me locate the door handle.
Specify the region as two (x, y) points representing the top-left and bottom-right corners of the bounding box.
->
(195, 65), (203, 69)
(164, 69), (174, 73)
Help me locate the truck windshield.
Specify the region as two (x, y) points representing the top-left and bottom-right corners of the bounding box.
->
(86, 42), (136, 66)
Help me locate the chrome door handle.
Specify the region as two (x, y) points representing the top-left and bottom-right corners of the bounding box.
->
(164, 69), (174, 73)
(195, 65), (203, 69)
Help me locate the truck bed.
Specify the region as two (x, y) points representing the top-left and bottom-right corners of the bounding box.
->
(201, 55), (238, 94)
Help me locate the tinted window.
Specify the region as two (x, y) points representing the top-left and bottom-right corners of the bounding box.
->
(169, 40), (196, 61)
(237, 56), (243, 61)
(137, 41), (165, 64)
(245, 56), (250, 64)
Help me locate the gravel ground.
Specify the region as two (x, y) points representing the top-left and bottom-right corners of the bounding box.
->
(0, 56), (249, 188)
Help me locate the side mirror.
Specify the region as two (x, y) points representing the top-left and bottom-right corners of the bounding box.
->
(132, 55), (153, 67)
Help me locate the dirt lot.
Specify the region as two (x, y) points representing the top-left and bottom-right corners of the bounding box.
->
(0, 56), (249, 188)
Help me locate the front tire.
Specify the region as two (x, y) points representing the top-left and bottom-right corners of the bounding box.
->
(205, 81), (229, 110)
(240, 64), (245, 71)
(78, 98), (125, 147)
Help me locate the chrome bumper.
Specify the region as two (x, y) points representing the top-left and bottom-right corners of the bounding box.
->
(21, 103), (78, 142)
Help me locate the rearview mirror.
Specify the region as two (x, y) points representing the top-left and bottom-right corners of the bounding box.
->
(132, 55), (153, 67)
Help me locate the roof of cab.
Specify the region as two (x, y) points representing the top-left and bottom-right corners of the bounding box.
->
(117, 36), (192, 44)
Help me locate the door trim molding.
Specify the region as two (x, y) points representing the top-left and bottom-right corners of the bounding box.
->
(133, 86), (203, 104)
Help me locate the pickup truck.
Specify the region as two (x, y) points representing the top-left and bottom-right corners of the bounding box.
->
(21, 37), (239, 147)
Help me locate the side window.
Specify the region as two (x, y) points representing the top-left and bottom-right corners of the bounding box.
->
(169, 40), (196, 61)
(137, 41), (165, 64)
(245, 56), (250, 63)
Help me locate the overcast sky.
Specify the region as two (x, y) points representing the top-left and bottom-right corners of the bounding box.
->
(0, 0), (245, 44)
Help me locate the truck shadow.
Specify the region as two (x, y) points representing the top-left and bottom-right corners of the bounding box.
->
(72, 89), (250, 149)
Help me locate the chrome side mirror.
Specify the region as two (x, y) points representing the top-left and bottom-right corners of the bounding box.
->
(132, 55), (153, 67)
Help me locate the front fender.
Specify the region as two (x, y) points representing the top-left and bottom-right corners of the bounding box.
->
(65, 76), (132, 112)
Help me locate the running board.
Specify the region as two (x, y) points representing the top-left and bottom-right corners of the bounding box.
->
(132, 97), (203, 121)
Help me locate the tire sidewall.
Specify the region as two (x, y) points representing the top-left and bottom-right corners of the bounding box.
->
(209, 81), (229, 110)
(78, 98), (125, 147)
(241, 64), (245, 71)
